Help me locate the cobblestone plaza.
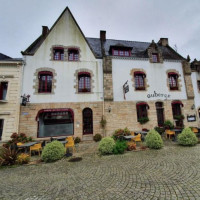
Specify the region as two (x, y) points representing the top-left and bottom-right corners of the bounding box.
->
(1, 142), (200, 200)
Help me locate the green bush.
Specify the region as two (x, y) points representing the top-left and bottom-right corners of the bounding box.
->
(113, 140), (128, 154)
(177, 127), (198, 146)
(74, 137), (81, 144)
(98, 137), (115, 155)
(145, 129), (163, 149)
(93, 134), (102, 142)
(41, 141), (66, 162)
(154, 126), (165, 135)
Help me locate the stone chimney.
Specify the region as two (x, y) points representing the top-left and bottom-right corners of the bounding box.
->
(100, 30), (106, 42)
(158, 38), (168, 46)
(42, 26), (49, 37)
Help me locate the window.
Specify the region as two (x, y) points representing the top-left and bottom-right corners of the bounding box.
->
(112, 49), (130, 57)
(68, 49), (79, 61)
(53, 48), (64, 60)
(37, 109), (74, 138)
(172, 101), (184, 127)
(168, 72), (178, 90)
(0, 82), (8, 100)
(134, 72), (146, 90)
(152, 53), (158, 63)
(78, 72), (91, 92)
(0, 119), (3, 140)
(197, 80), (200, 91)
(136, 102), (149, 121)
(38, 71), (53, 93)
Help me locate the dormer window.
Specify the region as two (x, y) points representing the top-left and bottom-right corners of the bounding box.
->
(112, 48), (131, 57)
(168, 72), (179, 90)
(152, 53), (159, 63)
(68, 49), (79, 61)
(53, 48), (64, 60)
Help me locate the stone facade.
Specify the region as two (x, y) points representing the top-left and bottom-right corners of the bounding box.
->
(0, 61), (23, 141)
(19, 102), (103, 139)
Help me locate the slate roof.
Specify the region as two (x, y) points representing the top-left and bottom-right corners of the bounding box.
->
(0, 53), (12, 60)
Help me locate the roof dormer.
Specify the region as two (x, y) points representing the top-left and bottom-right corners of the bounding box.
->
(147, 40), (163, 63)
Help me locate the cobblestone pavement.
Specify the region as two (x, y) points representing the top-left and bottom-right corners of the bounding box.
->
(1, 141), (200, 200)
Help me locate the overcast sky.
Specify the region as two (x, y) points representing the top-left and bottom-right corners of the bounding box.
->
(0, 0), (200, 60)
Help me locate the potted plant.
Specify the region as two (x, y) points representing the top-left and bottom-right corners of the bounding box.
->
(163, 120), (174, 130)
(138, 117), (149, 125)
(174, 114), (185, 121)
(100, 117), (106, 128)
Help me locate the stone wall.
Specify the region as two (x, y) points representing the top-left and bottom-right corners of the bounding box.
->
(19, 102), (103, 139)
(0, 62), (23, 141)
(104, 99), (198, 136)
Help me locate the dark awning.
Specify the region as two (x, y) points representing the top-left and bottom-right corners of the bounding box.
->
(136, 102), (149, 109)
(171, 100), (184, 107)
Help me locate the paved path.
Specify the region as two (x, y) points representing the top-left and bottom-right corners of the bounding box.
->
(1, 142), (200, 200)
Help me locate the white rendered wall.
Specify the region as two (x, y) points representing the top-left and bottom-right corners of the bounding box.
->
(22, 10), (103, 103)
(112, 59), (187, 102)
(191, 72), (200, 109)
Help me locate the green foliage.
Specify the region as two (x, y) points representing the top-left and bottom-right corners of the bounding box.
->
(98, 137), (115, 155)
(0, 147), (18, 166)
(100, 117), (107, 128)
(178, 127), (198, 146)
(74, 137), (81, 144)
(93, 134), (102, 142)
(113, 127), (131, 140)
(113, 140), (128, 154)
(4, 133), (33, 148)
(163, 120), (174, 129)
(41, 141), (66, 162)
(154, 126), (165, 135)
(145, 129), (163, 149)
(138, 117), (149, 124)
(174, 114), (185, 120)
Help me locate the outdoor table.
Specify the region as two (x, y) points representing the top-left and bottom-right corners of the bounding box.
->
(171, 129), (182, 141)
(51, 136), (67, 141)
(60, 140), (68, 146)
(17, 141), (39, 153)
(123, 135), (136, 141)
(135, 131), (148, 141)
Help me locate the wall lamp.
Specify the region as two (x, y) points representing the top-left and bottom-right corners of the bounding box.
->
(108, 106), (111, 113)
(191, 104), (195, 110)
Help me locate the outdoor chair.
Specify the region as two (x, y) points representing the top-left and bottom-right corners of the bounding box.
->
(133, 134), (142, 145)
(165, 130), (175, 139)
(17, 142), (24, 146)
(65, 136), (75, 153)
(30, 143), (42, 156)
(192, 127), (198, 134)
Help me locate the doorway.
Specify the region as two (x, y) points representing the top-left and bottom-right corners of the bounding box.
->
(156, 102), (164, 127)
(83, 108), (93, 135)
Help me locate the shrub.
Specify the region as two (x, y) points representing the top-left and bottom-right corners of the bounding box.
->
(17, 153), (30, 165)
(74, 137), (81, 144)
(154, 126), (165, 135)
(100, 117), (107, 128)
(98, 137), (115, 155)
(127, 142), (137, 151)
(163, 120), (174, 130)
(41, 141), (66, 162)
(138, 117), (149, 124)
(93, 134), (102, 142)
(145, 129), (163, 149)
(0, 147), (18, 166)
(177, 127), (198, 146)
(113, 140), (128, 154)
(113, 127), (131, 140)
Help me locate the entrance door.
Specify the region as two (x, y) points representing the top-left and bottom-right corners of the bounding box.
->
(83, 108), (93, 135)
(156, 102), (164, 127)
(0, 119), (4, 140)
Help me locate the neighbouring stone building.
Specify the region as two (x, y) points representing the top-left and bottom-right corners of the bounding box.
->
(15, 7), (198, 140)
(0, 53), (23, 141)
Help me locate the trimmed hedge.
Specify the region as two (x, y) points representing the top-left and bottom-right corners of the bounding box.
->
(178, 127), (198, 146)
(98, 137), (115, 155)
(145, 129), (163, 149)
(41, 141), (66, 162)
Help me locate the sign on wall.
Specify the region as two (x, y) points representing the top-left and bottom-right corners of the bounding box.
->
(147, 91), (171, 99)
(123, 81), (129, 100)
(187, 115), (196, 122)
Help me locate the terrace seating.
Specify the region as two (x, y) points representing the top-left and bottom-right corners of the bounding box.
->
(133, 133), (142, 144)
(165, 130), (175, 139)
(192, 127), (198, 134)
(65, 136), (75, 153)
(30, 143), (42, 156)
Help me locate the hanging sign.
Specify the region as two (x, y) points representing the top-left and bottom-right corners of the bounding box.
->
(123, 80), (129, 100)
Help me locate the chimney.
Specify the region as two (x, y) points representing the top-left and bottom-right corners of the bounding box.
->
(42, 26), (49, 37)
(100, 30), (106, 42)
(158, 38), (168, 46)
